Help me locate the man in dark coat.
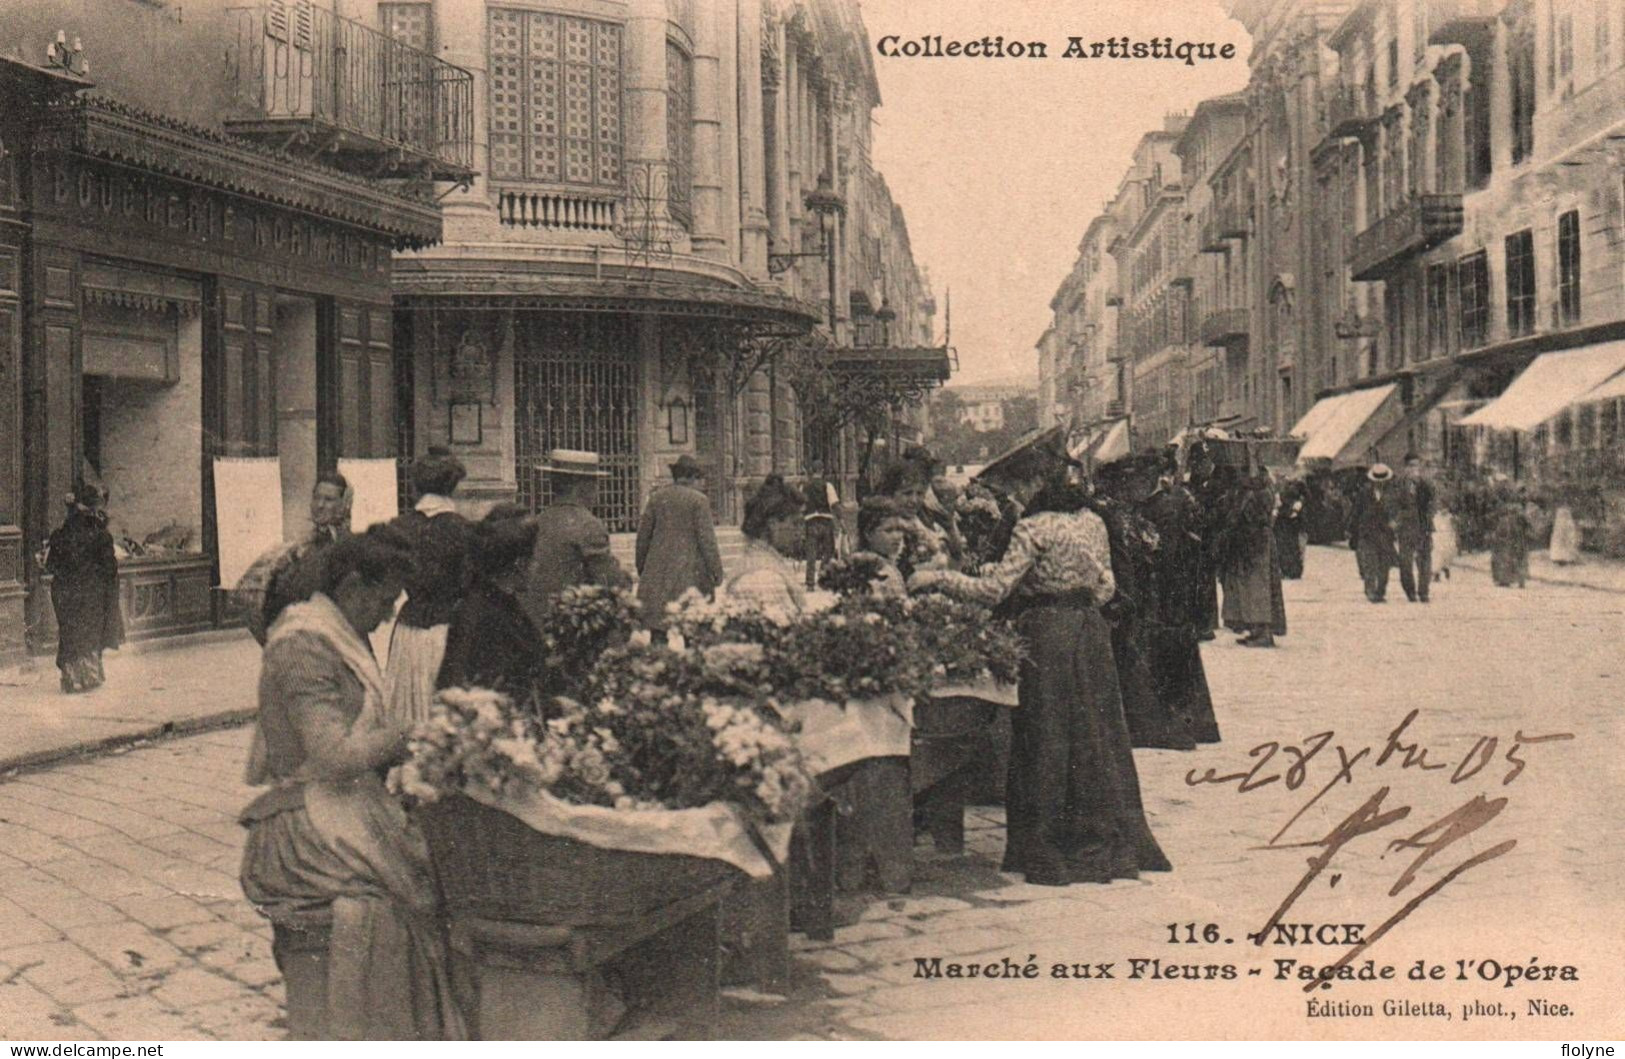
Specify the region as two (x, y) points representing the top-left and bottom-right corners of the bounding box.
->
(1393, 453), (1435, 602)
(635, 454), (725, 626)
(524, 449), (631, 624)
(1350, 463), (1401, 603)
(1140, 459), (1221, 744)
(1273, 475), (1308, 579)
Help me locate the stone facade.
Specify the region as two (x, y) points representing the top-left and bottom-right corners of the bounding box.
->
(391, 0), (936, 528)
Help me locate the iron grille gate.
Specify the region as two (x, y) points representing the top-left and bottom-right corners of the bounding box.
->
(514, 315), (642, 532)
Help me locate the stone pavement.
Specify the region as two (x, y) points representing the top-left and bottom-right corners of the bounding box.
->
(1449, 546), (1625, 594)
(1, 545), (1621, 1040)
(0, 635), (261, 773)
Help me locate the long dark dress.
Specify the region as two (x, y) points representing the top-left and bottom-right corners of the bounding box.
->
(1096, 499), (1194, 750)
(1190, 475), (1226, 635)
(1219, 484), (1287, 636)
(917, 510), (1171, 886)
(1141, 485), (1221, 744)
(1490, 503), (1530, 587)
(46, 509), (122, 690)
(1273, 480), (1307, 579)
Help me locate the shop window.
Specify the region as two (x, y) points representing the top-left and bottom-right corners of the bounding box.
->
(1553, 411), (1572, 450)
(1601, 401), (1620, 447)
(1505, 229), (1536, 338)
(488, 9), (624, 187)
(1557, 209), (1581, 326)
(80, 276), (205, 561)
(1577, 403), (1597, 448)
(1457, 250), (1490, 347)
(666, 40), (693, 228)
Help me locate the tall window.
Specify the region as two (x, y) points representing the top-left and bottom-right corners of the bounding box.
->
(1558, 209), (1582, 326)
(1457, 250), (1490, 348)
(1384, 283), (1406, 370)
(1505, 229), (1536, 337)
(1597, 0), (1613, 70)
(1508, 5), (1537, 164)
(665, 41), (693, 227)
(488, 9), (624, 187)
(1555, 9), (1575, 90)
(1426, 262), (1452, 357)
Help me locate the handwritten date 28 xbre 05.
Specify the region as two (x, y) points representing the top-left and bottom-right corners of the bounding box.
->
(1185, 709), (1575, 993)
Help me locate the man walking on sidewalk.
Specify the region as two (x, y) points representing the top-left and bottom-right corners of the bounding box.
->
(1394, 453), (1435, 603)
(1351, 464), (1400, 603)
(635, 454), (725, 626)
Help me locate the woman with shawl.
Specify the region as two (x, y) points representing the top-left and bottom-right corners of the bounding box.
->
(239, 524), (466, 1040)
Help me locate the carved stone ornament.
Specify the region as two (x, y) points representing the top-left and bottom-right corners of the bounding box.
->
(448, 329), (495, 403)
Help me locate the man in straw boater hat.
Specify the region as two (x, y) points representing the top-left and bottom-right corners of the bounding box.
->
(522, 449), (630, 624)
(1350, 462), (1402, 603)
(634, 453), (725, 627)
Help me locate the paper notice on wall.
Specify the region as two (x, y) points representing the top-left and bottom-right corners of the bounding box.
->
(213, 457), (285, 589)
(338, 458), (401, 533)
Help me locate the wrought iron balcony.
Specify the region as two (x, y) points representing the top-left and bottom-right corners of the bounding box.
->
(1348, 193), (1464, 281)
(1199, 306), (1250, 347)
(1200, 203), (1251, 252)
(1429, 0), (1503, 46)
(224, 3), (474, 181)
(1325, 83), (1376, 139)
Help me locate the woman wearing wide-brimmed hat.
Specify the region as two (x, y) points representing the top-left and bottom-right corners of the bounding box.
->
(634, 453), (725, 627)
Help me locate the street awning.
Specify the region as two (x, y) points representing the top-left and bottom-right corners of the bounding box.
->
(1459, 341), (1625, 431)
(1289, 394), (1345, 442)
(1580, 371), (1625, 404)
(1092, 419), (1132, 464)
(1296, 384), (1401, 465)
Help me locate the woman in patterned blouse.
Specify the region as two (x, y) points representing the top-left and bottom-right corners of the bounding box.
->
(910, 458), (1171, 887)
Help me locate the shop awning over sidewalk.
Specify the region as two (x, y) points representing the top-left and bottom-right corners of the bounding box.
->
(1292, 383), (1401, 465)
(1459, 340), (1625, 432)
(1092, 419), (1132, 464)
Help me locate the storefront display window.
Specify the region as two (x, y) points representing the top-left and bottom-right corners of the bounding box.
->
(79, 265), (205, 562)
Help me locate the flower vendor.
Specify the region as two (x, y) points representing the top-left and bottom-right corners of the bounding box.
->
(908, 432), (1171, 888)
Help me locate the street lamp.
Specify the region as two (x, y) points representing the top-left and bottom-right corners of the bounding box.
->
(769, 171), (846, 330)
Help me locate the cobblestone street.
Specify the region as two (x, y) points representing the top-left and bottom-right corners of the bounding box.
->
(1, 547), (1621, 1040)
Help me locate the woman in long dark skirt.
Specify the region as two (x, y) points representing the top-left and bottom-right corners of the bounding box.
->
(46, 483), (123, 693)
(1141, 469), (1222, 744)
(910, 459), (1170, 887)
(1091, 465), (1194, 750)
(437, 504), (550, 709)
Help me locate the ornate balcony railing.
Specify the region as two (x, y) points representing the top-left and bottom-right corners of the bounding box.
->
(1199, 306), (1250, 347)
(1325, 82), (1377, 139)
(496, 186), (621, 232)
(225, 3), (474, 180)
(1349, 193), (1464, 281)
(1200, 203), (1251, 252)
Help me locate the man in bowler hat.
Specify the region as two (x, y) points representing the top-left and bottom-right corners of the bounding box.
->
(634, 454), (725, 626)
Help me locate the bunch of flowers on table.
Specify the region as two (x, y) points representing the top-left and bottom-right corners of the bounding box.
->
(539, 584), (641, 690)
(393, 678), (813, 825)
(895, 594), (1025, 687)
(776, 594), (935, 705)
(663, 588), (796, 651)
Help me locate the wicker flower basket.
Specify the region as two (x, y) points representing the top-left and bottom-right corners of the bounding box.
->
(419, 794), (741, 928)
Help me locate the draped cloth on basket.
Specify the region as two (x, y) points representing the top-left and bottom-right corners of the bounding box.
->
(240, 595), (467, 1041)
(458, 784), (793, 880)
(929, 678), (1020, 707)
(778, 693), (916, 775)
